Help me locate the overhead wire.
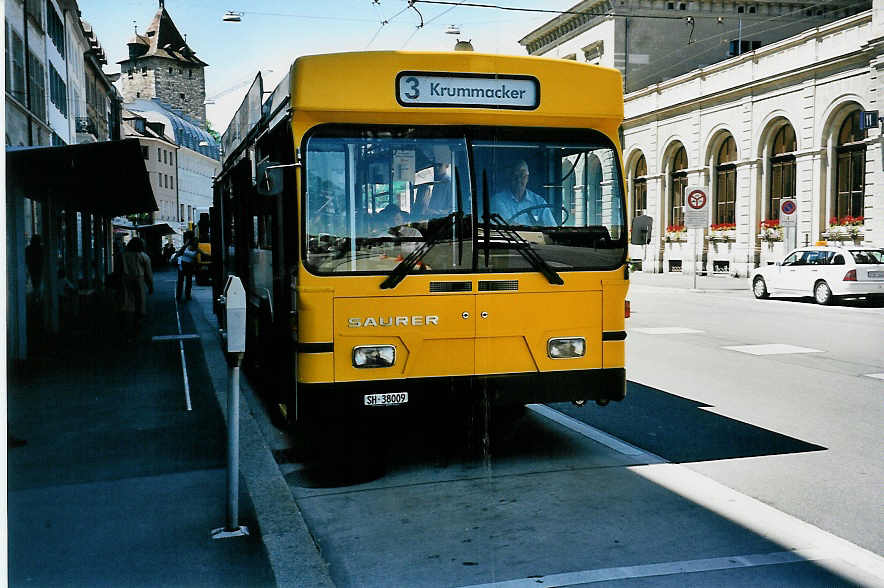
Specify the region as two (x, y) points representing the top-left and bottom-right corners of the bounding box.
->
(402, 0), (468, 48)
(366, 1), (416, 48)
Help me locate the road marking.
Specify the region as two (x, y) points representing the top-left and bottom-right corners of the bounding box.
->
(723, 344), (824, 355)
(632, 327), (704, 335)
(865, 373), (884, 380)
(527, 404), (662, 460)
(511, 407), (884, 587)
(631, 464), (884, 586)
(174, 297), (192, 411)
(458, 549), (830, 587)
(151, 334), (200, 342)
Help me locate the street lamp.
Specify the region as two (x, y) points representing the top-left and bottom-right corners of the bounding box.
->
(222, 11), (242, 22)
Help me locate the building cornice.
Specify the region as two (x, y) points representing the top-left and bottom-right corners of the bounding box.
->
(624, 11), (875, 124)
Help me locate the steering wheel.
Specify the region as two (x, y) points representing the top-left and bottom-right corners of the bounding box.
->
(507, 204), (570, 227)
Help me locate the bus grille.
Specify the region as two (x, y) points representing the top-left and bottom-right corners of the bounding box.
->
(478, 280), (519, 291)
(429, 281), (472, 292)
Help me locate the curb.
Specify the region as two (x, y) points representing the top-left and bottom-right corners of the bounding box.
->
(192, 295), (335, 588)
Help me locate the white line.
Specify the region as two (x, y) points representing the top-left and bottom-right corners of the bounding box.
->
(632, 327), (704, 335)
(458, 549), (830, 588)
(630, 463), (884, 586)
(151, 334), (200, 342)
(527, 404), (661, 460)
(174, 298), (193, 411)
(723, 344), (824, 355)
(517, 407), (884, 586)
(865, 373), (884, 380)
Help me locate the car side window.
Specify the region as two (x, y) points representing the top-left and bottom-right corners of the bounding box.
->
(832, 254), (845, 265)
(782, 252), (800, 266)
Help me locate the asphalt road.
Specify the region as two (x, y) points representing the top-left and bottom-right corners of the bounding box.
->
(240, 275), (884, 586)
(620, 281), (884, 556)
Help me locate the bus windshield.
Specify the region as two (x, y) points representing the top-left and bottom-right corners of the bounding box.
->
(304, 125), (626, 277)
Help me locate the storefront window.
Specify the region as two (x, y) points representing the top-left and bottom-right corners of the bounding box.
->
(715, 136), (737, 224)
(769, 124), (796, 220)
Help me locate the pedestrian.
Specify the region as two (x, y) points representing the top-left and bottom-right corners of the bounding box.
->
(25, 234), (44, 297)
(119, 237), (153, 341)
(173, 231), (199, 301)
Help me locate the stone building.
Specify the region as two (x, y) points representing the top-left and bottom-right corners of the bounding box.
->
(118, 0), (208, 125)
(520, 1), (882, 276)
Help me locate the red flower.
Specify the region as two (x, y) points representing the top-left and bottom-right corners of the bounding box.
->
(760, 219), (780, 230)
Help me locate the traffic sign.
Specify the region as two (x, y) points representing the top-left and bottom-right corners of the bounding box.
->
(684, 185), (709, 229)
(780, 198), (797, 228)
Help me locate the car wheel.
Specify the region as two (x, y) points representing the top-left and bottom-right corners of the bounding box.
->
(753, 276), (769, 299)
(814, 280), (833, 305)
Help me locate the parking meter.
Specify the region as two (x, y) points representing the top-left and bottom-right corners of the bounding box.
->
(223, 276), (246, 354)
(213, 274), (248, 540)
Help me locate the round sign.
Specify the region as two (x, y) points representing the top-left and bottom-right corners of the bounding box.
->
(781, 200), (797, 215)
(687, 189), (707, 210)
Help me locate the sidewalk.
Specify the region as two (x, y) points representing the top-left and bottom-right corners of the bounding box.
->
(629, 269), (750, 293)
(7, 266), (276, 586)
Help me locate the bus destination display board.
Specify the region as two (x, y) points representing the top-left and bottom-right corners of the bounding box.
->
(396, 72), (539, 110)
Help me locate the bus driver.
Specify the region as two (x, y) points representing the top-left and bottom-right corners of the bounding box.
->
(491, 160), (556, 226)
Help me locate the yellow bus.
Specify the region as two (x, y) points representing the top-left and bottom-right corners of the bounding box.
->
(214, 51), (631, 445)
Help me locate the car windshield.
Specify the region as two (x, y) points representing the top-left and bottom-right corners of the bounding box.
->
(303, 125), (626, 277)
(849, 250), (884, 264)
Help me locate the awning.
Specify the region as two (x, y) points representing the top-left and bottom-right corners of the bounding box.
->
(6, 138), (158, 216)
(134, 222), (179, 236)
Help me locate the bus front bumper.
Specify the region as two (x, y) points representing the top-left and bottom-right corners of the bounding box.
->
(293, 368), (625, 423)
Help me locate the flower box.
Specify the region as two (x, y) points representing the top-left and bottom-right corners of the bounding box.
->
(758, 219), (783, 243)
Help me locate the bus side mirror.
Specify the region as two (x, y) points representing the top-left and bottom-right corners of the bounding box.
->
(256, 160), (285, 197)
(631, 215), (653, 245)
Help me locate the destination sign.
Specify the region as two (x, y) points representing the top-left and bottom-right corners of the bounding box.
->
(396, 72), (539, 109)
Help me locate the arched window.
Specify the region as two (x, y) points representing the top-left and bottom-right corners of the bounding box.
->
(834, 111), (865, 222)
(633, 154), (647, 218)
(769, 124), (796, 220)
(670, 146), (688, 227)
(715, 136), (737, 224)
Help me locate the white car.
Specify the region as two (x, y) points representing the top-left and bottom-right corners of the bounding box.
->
(750, 245), (884, 305)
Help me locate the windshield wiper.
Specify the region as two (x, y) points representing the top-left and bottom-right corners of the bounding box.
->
(487, 213), (564, 285)
(380, 211), (462, 289)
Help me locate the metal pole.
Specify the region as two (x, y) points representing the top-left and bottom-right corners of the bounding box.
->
(212, 351), (248, 539)
(693, 229), (698, 290)
(227, 353), (241, 530)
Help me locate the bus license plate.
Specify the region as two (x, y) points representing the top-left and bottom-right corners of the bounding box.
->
(364, 392), (408, 406)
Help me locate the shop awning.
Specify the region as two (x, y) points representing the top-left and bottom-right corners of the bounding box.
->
(6, 138), (158, 216)
(134, 222), (179, 236)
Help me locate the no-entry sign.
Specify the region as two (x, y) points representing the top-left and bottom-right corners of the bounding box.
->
(684, 186), (709, 228)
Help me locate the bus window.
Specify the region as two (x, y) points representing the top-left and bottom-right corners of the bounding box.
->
(304, 128), (471, 273)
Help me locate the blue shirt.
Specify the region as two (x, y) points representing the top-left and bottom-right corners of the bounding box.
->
(490, 188), (556, 226)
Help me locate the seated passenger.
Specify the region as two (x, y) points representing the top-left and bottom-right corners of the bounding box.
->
(415, 160), (454, 219)
(490, 160), (556, 226)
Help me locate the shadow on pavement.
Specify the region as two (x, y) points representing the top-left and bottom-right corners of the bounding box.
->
(551, 381), (826, 463)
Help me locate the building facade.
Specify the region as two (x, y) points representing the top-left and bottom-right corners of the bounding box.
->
(520, 0), (870, 93)
(122, 109), (178, 223)
(6, 0), (148, 361)
(521, 1), (882, 277)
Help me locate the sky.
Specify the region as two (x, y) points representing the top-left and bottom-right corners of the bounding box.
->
(76, 0), (580, 133)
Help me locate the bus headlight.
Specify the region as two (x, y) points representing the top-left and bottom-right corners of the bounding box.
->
(352, 345), (395, 368)
(547, 337), (585, 359)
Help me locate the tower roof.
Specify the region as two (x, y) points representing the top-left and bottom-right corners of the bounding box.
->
(118, 3), (207, 67)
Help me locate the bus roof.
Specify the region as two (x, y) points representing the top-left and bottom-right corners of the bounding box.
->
(220, 51), (623, 168)
(289, 51), (623, 129)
